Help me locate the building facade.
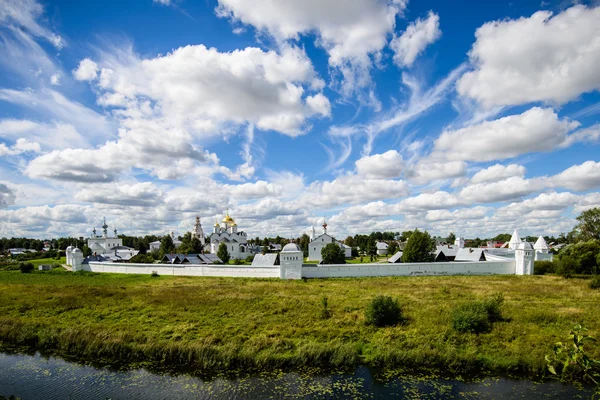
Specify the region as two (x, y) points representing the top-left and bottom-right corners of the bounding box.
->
(208, 210), (248, 259)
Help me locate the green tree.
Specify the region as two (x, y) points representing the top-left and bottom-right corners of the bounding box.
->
(190, 237), (203, 254)
(217, 242), (230, 263)
(447, 232), (456, 244)
(344, 236), (356, 247)
(402, 230), (436, 263)
(160, 235), (175, 254)
(321, 243), (346, 264)
(299, 233), (310, 258)
(387, 241), (399, 257)
(571, 207), (600, 242)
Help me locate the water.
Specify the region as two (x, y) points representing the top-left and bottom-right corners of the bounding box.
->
(0, 352), (593, 399)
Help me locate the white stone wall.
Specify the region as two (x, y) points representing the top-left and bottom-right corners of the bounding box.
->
(85, 262), (280, 278)
(302, 261), (515, 278)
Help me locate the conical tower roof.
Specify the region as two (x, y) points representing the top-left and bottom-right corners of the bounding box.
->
(508, 229), (522, 249)
(534, 235), (549, 251)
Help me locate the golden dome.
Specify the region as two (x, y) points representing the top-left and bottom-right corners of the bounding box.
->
(214, 220), (220, 227)
(222, 213), (235, 223)
(232, 222), (237, 226)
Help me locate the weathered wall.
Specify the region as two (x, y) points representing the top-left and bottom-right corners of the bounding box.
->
(85, 262), (281, 278)
(301, 261), (515, 278)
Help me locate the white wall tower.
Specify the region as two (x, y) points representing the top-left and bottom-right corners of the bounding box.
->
(279, 243), (303, 279)
(515, 242), (534, 275)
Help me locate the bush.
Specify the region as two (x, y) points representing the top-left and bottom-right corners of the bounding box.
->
(150, 271), (159, 278)
(589, 275), (600, 290)
(452, 303), (491, 334)
(534, 260), (556, 275)
(233, 258), (243, 265)
(556, 255), (578, 277)
(452, 294), (504, 334)
(245, 254), (255, 263)
(365, 295), (402, 327)
(19, 262), (34, 274)
(320, 296), (332, 320)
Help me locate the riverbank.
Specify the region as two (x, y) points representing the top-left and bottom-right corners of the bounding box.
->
(0, 270), (598, 378)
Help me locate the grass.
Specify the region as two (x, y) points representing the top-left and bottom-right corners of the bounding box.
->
(0, 271), (599, 379)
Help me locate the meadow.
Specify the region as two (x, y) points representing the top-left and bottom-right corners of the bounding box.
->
(0, 270), (598, 378)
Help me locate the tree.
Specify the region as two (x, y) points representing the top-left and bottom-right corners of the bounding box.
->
(387, 241), (399, 257)
(447, 232), (456, 244)
(321, 243), (346, 264)
(299, 233), (310, 258)
(190, 237), (203, 254)
(217, 242), (230, 263)
(401, 230), (436, 263)
(365, 238), (377, 261)
(160, 235), (175, 254)
(344, 236), (356, 247)
(571, 207), (600, 242)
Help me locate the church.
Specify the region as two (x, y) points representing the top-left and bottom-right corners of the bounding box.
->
(208, 210), (248, 260)
(307, 219), (351, 261)
(87, 217), (123, 253)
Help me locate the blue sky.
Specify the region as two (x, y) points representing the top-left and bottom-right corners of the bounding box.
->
(0, 0), (599, 240)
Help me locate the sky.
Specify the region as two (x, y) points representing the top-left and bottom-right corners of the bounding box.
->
(0, 0), (600, 241)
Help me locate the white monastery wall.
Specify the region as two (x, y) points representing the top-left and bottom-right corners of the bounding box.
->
(86, 262), (281, 278)
(301, 261), (515, 278)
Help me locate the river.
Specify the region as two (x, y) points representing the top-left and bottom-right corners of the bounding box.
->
(0, 352), (593, 399)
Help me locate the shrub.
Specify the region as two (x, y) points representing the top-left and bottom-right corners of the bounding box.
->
(245, 254), (255, 263)
(19, 262), (34, 274)
(150, 271), (159, 278)
(534, 260), (556, 275)
(452, 302), (491, 334)
(452, 294), (504, 334)
(401, 230), (436, 263)
(217, 243), (230, 264)
(233, 258), (243, 265)
(556, 255), (578, 277)
(589, 275), (600, 290)
(365, 295), (402, 327)
(482, 292), (504, 322)
(320, 296), (332, 320)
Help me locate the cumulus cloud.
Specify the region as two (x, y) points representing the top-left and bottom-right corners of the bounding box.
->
(432, 107), (579, 162)
(0, 183), (16, 208)
(215, 0), (407, 97)
(458, 177), (547, 203)
(552, 161), (600, 191)
(407, 161), (467, 184)
(81, 44), (328, 137)
(0, 138), (41, 155)
(355, 150), (404, 178)
(470, 164), (526, 184)
(457, 5), (600, 108)
(391, 11), (441, 67)
(0, 119), (88, 149)
(75, 182), (165, 207)
(73, 58), (99, 81)
(425, 206), (490, 222)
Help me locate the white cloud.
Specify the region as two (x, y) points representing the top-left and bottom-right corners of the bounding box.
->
(560, 124), (600, 149)
(552, 161), (600, 191)
(396, 191), (460, 211)
(82, 44), (327, 137)
(470, 164), (526, 184)
(432, 107), (579, 162)
(355, 150), (404, 179)
(216, 0), (407, 97)
(425, 206), (490, 222)
(458, 176), (547, 203)
(50, 73), (60, 85)
(0, 183), (16, 208)
(75, 182), (165, 207)
(457, 5), (600, 108)
(73, 58), (99, 81)
(391, 11), (441, 67)
(407, 161), (467, 184)
(0, 138), (41, 155)
(0, 0), (64, 49)
(0, 119), (89, 149)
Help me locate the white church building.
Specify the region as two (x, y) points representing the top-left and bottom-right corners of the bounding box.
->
(208, 210), (248, 260)
(307, 219), (352, 261)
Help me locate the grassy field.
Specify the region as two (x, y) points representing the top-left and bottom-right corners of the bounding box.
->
(0, 257), (66, 271)
(0, 270), (598, 378)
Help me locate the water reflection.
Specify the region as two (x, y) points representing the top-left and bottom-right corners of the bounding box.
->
(0, 353), (593, 399)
